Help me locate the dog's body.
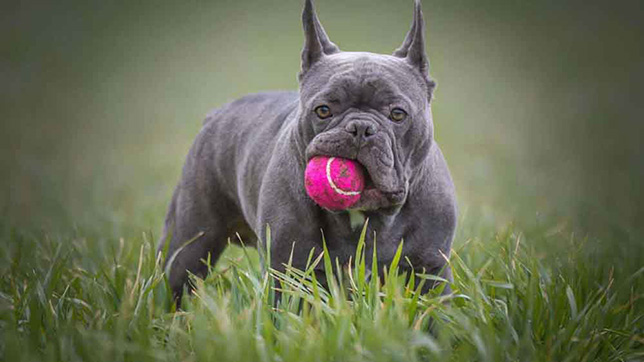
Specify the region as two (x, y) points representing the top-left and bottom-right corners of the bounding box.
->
(160, 0), (457, 299)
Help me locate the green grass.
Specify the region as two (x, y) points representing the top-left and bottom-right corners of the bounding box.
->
(0, 215), (642, 362)
(2, 1), (643, 360)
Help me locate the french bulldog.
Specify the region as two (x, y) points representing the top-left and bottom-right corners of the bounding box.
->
(159, 0), (457, 301)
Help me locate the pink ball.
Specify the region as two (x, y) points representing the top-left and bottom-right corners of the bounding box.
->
(304, 156), (365, 210)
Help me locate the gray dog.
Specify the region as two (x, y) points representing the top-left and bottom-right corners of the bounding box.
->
(159, 0), (457, 301)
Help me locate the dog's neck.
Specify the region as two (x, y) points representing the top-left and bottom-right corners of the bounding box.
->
(290, 104), (316, 164)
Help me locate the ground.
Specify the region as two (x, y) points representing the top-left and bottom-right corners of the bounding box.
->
(1, 206), (641, 361)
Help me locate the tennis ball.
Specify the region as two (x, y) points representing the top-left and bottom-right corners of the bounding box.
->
(304, 156), (365, 210)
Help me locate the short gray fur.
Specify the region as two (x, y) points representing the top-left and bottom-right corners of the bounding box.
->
(158, 0), (457, 301)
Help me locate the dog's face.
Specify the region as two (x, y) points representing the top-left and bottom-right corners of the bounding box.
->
(298, 0), (436, 211)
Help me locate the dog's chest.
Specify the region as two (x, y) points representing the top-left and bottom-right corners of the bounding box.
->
(320, 210), (406, 265)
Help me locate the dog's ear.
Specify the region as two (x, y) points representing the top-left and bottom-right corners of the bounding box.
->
(300, 0), (339, 79)
(393, 0), (430, 78)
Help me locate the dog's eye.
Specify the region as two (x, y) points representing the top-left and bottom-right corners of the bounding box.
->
(389, 108), (407, 122)
(314, 105), (332, 119)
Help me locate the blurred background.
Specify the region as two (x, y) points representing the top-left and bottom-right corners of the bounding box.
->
(1, 0), (643, 242)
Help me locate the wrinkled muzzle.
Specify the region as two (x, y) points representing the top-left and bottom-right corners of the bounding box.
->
(305, 120), (407, 210)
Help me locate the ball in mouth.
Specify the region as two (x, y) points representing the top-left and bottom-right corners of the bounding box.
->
(304, 156), (365, 210)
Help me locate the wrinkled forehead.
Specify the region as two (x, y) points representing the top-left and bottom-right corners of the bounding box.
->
(300, 52), (428, 107)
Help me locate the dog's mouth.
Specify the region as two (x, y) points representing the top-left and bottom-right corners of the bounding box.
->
(304, 127), (407, 210)
(306, 152), (406, 211)
(350, 160), (406, 211)
(362, 168), (376, 191)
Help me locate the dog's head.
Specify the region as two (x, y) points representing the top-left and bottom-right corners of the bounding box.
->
(298, 0), (436, 211)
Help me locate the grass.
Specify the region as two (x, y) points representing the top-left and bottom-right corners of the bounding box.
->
(0, 214), (642, 362)
(2, 1), (643, 359)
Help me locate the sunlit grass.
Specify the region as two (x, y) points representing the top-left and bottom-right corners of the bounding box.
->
(0, 215), (641, 362)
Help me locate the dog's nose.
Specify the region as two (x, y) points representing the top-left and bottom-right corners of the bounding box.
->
(345, 120), (376, 140)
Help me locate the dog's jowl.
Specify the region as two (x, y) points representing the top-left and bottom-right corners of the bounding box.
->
(159, 0), (457, 301)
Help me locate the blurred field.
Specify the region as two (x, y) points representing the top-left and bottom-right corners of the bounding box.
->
(1, 0), (643, 361)
(2, 0), (643, 236)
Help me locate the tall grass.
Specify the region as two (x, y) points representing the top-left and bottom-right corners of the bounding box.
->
(0, 217), (642, 362)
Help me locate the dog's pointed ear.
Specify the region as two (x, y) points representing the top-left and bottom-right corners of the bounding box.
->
(393, 0), (429, 77)
(300, 0), (339, 79)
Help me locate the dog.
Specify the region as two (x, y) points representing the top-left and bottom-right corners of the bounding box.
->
(159, 0), (457, 301)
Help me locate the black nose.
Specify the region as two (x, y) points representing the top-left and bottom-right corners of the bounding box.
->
(345, 120), (376, 140)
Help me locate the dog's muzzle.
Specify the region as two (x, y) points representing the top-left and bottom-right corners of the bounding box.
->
(305, 122), (406, 210)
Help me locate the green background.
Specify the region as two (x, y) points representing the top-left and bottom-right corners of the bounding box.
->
(2, 0), (643, 240)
